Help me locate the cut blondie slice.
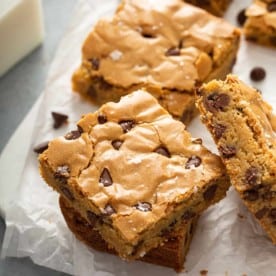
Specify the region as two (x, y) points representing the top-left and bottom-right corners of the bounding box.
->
(72, 0), (240, 125)
(185, 0), (232, 16)
(59, 196), (198, 272)
(196, 74), (276, 244)
(39, 90), (230, 259)
(244, 0), (276, 47)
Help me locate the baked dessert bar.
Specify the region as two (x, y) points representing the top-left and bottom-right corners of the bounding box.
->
(196, 74), (276, 244)
(59, 196), (198, 272)
(39, 90), (230, 259)
(185, 0), (232, 16)
(244, 0), (276, 47)
(72, 0), (240, 125)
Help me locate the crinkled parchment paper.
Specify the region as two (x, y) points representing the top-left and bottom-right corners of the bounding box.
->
(1, 0), (276, 275)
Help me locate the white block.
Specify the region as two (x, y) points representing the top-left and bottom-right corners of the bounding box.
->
(0, 0), (44, 77)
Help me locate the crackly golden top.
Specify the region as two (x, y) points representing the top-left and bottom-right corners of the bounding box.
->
(81, 0), (239, 91)
(40, 90), (225, 241)
(246, 0), (276, 29)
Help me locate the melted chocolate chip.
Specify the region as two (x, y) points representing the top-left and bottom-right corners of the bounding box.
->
(165, 47), (180, 56)
(204, 93), (230, 113)
(65, 130), (82, 140)
(243, 189), (259, 201)
(77, 125), (84, 133)
(33, 141), (49, 154)
(99, 168), (113, 187)
(269, 208), (276, 220)
(245, 167), (260, 186)
(182, 210), (196, 220)
(103, 204), (116, 216)
(255, 207), (269, 219)
(119, 120), (135, 133)
(191, 138), (203, 144)
(203, 184), (217, 201)
(141, 32), (155, 39)
(250, 67), (266, 81)
(185, 156), (202, 169)
(97, 114), (107, 124)
(54, 165), (70, 184)
(87, 211), (98, 227)
(60, 187), (74, 201)
(219, 145), (236, 158)
(135, 202), (152, 212)
(90, 57), (100, 70)
(267, 2), (276, 12)
(154, 146), (171, 158)
(51, 112), (68, 129)
(112, 140), (123, 150)
(213, 123), (226, 139)
(237, 9), (247, 26)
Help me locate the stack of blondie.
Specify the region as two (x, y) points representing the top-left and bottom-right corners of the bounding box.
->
(38, 0), (276, 272)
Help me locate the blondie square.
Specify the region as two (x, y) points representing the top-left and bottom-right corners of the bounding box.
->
(244, 0), (276, 47)
(39, 90), (230, 259)
(59, 196), (198, 272)
(72, 0), (240, 125)
(185, 0), (232, 16)
(196, 75), (276, 244)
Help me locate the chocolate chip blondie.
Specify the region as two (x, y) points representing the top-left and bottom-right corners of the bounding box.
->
(59, 196), (198, 272)
(39, 90), (230, 259)
(196, 75), (276, 244)
(244, 0), (276, 47)
(72, 0), (240, 125)
(185, 0), (232, 16)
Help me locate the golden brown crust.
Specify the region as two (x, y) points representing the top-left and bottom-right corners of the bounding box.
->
(59, 196), (198, 272)
(185, 0), (233, 16)
(244, 0), (276, 47)
(196, 74), (276, 244)
(72, 0), (240, 124)
(39, 90), (230, 259)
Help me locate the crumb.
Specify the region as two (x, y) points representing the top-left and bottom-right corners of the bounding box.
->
(200, 270), (208, 275)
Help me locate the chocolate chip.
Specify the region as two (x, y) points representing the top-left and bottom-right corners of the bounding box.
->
(213, 123), (226, 139)
(154, 146), (171, 158)
(119, 120), (135, 133)
(87, 211), (98, 227)
(182, 210), (196, 220)
(237, 9), (247, 26)
(65, 130), (82, 140)
(165, 47), (180, 56)
(77, 125), (84, 133)
(203, 184), (217, 201)
(97, 114), (107, 124)
(54, 165), (70, 184)
(204, 93), (230, 113)
(103, 204), (116, 216)
(51, 112), (68, 129)
(33, 141), (49, 154)
(246, 36), (257, 42)
(250, 67), (266, 81)
(99, 168), (113, 187)
(267, 2), (276, 12)
(135, 202), (152, 212)
(270, 36), (276, 46)
(111, 140), (123, 150)
(269, 208), (276, 220)
(141, 32), (155, 38)
(185, 155), (202, 169)
(243, 189), (259, 201)
(60, 187), (74, 201)
(245, 167), (261, 186)
(219, 145), (236, 158)
(90, 57), (100, 70)
(255, 207), (269, 219)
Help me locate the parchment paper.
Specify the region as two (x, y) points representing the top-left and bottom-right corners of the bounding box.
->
(1, 0), (276, 275)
